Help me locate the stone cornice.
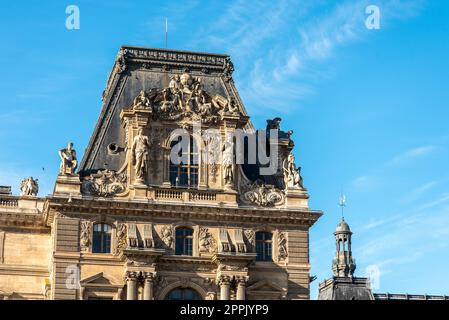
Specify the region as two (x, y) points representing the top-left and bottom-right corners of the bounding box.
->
(0, 211), (47, 231)
(0, 264), (49, 277)
(44, 196), (322, 228)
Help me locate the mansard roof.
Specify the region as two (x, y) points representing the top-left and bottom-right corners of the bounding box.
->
(79, 46), (251, 175)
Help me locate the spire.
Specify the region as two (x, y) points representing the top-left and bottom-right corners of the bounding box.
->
(332, 195), (356, 277)
(339, 193), (346, 220)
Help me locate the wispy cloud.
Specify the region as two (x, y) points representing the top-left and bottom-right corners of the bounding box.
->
(400, 180), (439, 204)
(351, 175), (381, 189)
(389, 145), (437, 165)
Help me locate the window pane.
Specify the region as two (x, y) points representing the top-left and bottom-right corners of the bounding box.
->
(92, 224), (112, 254)
(166, 288), (201, 300)
(255, 232), (272, 261)
(175, 228), (193, 256)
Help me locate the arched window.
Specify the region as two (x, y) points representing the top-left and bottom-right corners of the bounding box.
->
(92, 223), (112, 253)
(175, 227), (193, 256)
(165, 288), (202, 300)
(169, 136), (199, 188)
(255, 231), (272, 261)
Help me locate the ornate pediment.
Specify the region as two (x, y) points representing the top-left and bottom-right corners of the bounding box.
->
(80, 272), (122, 286)
(126, 71), (240, 125)
(247, 280), (285, 294)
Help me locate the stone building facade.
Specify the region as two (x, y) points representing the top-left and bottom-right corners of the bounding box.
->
(0, 46), (322, 300)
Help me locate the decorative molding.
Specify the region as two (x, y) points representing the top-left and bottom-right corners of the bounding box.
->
(80, 220), (91, 252)
(81, 169), (127, 197)
(46, 198), (321, 228)
(240, 180), (285, 207)
(115, 223), (127, 255)
(277, 232), (288, 262)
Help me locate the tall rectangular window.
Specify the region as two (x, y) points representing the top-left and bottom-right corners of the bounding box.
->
(255, 231), (272, 261)
(175, 227), (193, 256)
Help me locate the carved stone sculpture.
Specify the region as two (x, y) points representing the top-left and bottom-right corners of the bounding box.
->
(277, 232), (288, 262)
(223, 56), (234, 81)
(116, 48), (128, 73)
(132, 90), (152, 110)
(199, 227), (217, 253)
(80, 221), (91, 251)
(131, 129), (151, 184)
(283, 153), (303, 188)
(59, 142), (77, 175)
(20, 177), (38, 196)
(222, 136), (234, 187)
(240, 180), (285, 207)
(267, 117), (282, 130)
(81, 169), (127, 197)
(128, 71), (239, 124)
(160, 225), (174, 249)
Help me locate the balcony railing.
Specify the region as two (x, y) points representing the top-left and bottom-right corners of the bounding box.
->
(153, 188), (218, 203)
(0, 196), (19, 208)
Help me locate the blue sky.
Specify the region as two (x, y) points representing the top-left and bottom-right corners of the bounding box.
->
(0, 0), (448, 298)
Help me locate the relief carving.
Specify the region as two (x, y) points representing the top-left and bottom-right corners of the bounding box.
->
(277, 232), (288, 262)
(199, 227), (217, 253)
(125, 71), (240, 125)
(240, 180), (285, 207)
(115, 223), (127, 254)
(81, 169), (127, 197)
(80, 221), (91, 251)
(160, 225), (174, 249)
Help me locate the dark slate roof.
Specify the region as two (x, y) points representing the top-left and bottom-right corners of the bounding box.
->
(335, 219), (351, 233)
(318, 277), (374, 300)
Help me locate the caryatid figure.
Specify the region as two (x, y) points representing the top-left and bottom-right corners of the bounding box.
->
(222, 136), (235, 187)
(59, 142), (78, 175)
(131, 128), (151, 184)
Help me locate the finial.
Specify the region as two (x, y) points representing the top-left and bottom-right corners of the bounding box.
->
(338, 193), (346, 220)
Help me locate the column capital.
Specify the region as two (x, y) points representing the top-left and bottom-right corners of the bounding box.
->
(217, 275), (231, 286)
(124, 271), (140, 281)
(142, 271), (157, 282)
(235, 275), (249, 285)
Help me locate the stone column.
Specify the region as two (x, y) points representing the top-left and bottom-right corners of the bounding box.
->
(236, 276), (247, 300)
(143, 272), (156, 300)
(218, 276), (231, 300)
(126, 271), (138, 300)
